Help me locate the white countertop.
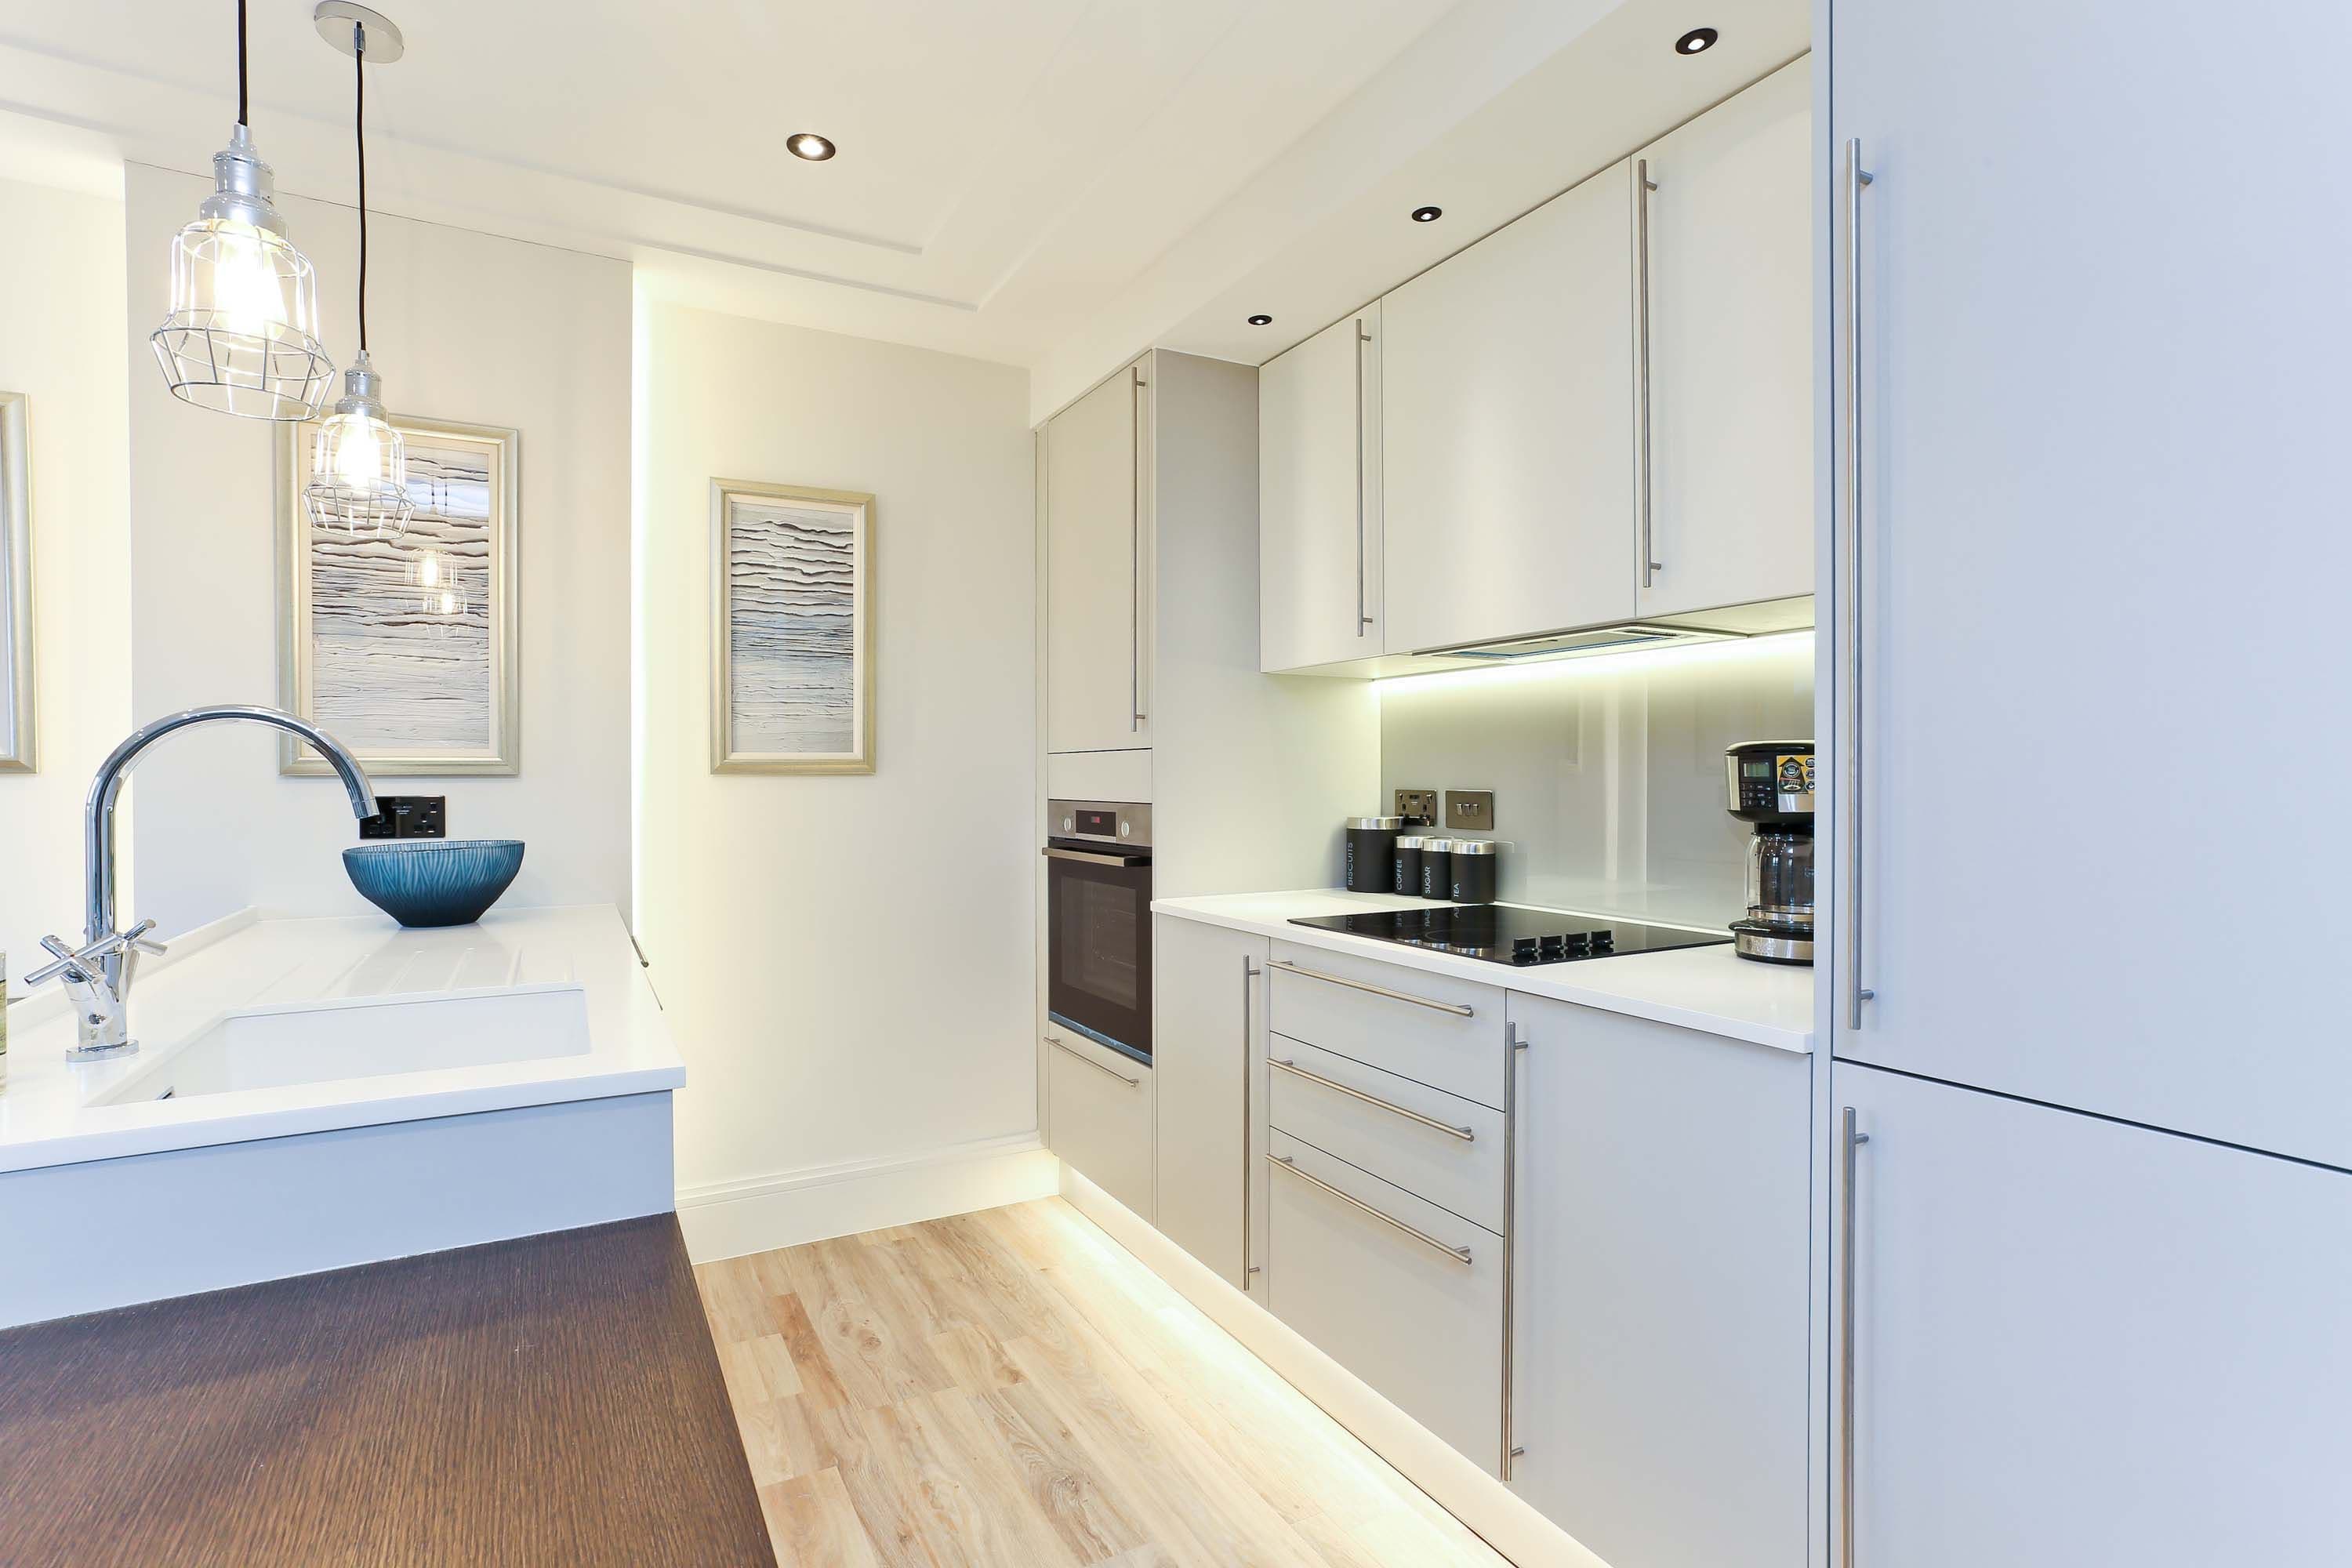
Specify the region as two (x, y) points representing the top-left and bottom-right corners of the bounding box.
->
(1153, 890), (1814, 1054)
(0, 904), (684, 1174)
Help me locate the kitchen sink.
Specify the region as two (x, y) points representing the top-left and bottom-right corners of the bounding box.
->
(92, 985), (592, 1105)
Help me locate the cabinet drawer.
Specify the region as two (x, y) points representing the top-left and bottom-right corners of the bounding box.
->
(1268, 940), (1506, 1109)
(1265, 1129), (1504, 1472)
(1047, 1033), (1153, 1220)
(1268, 1035), (1504, 1233)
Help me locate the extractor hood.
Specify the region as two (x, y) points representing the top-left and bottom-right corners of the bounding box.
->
(1409, 595), (1816, 666)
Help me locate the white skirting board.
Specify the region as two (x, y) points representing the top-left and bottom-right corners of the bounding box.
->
(675, 1131), (1061, 1263)
(1059, 1166), (1606, 1568)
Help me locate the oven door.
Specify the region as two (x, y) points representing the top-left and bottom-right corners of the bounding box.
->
(1044, 842), (1153, 1065)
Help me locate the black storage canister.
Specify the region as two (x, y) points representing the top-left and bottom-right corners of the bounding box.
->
(1450, 839), (1500, 904)
(1344, 816), (1405, 893)
(1392, 835), (1428, 896)
(1419, 838), (1456, 901)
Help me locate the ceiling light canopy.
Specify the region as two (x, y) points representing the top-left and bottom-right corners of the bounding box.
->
(787, 132), (837, 162)
(1411, 205), (1443, 223)
(305, 2), (412, 535)
(151, 0), (334, 421)
(1675, 27), (1719, 54)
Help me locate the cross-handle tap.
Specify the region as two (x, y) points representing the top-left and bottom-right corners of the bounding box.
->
(28, 703), (378, 1061)
(26, 921), (169, 1061)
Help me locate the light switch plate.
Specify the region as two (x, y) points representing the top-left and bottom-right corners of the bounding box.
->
(1446, 790), (1495, 832)
(1395, 788), (1438, 825)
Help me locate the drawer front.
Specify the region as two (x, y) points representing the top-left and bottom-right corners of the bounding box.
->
(1265, 1129), (1504, 1472)
(1047, 1033), (1154, 1220)
(1268, 1034), (1505, 1233)
(1269, 941), (1506, 1109)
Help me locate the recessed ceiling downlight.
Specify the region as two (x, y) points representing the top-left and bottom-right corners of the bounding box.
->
(1675, 27), (1719, 54)
(788, 132), (837, 161)
(1411, 205), (1443, 223)
(1247, 314), (1273, 326)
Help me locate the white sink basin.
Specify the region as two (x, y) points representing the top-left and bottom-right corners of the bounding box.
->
(93, 985), (592, 1105)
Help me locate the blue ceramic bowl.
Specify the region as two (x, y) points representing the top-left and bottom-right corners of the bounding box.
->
(343, 840), (526, 927)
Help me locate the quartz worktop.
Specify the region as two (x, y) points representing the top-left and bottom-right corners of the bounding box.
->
(0, 903), (684, 1174)
(1153, 889), (1814, 1053)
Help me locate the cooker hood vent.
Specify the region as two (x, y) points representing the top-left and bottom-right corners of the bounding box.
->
(1416, 621), (1739, 662)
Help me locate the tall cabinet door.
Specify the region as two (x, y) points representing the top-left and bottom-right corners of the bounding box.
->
(1383, 162), (1635, 652)
(1258, 306), (1381, 671)
(1834, 1064), (2352, 1566)
(1150, 916), (1268, 1297)
(1047, 360), (1149, 754)
(1829, 2), (2352, 1165)
(1508, 995), (1809, 1568)
(1635, 57), (1810, 618)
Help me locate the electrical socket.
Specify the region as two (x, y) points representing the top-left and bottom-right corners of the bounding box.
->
(359, 796), (447, 840)
(1394, 788), (1438, 825)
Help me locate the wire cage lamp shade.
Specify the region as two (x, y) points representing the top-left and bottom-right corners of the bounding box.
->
(151, 125), (336, 421)
(306, 351), (412, 534)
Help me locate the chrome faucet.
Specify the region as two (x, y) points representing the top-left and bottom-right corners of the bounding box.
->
(25, 704), (377, 1061)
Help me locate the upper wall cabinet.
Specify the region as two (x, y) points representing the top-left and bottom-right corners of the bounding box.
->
(1047, 361), (1150, 754)
(1259, 305), (1382, 672)
(1635, 59), (1812, 618)
(1382, 161), (1636, 654)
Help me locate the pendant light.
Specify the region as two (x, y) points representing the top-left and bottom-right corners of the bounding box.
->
(306, 4), (412, 535)
(151, 0), (336, 421)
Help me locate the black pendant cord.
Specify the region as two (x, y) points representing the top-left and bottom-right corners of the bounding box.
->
(234, 0), (249, 126)
(354, 34), (368, 353)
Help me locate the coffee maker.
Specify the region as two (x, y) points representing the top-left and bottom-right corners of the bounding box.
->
(1725, 740), (1815, 964)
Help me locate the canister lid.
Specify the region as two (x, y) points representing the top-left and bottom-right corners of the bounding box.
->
(1345, 815), (1406, 830)
(1421, 837), (1457, 852)
(1451, 839), (1499, 856)
(1395, 836), (1428, 850)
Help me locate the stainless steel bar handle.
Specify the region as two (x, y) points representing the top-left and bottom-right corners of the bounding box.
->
(1243, 958), (1263, 1279)
(1130, 363), (1147, 731)
(1267, 1154), (1472, 1265)
(1839, 1106), (1871, 1567)
(1269, 1056), (1474, 1141)
(1501, 1022), (1529, 1479)
(1842, 140), (1875, 1033)
(1268, 958), (1474, 1018)
(1041, 845), (1148, 867)
(1047, 1035), (1141, 1087)
(1355, 317), (1374, 632)
(1635, 158), (1661, 587)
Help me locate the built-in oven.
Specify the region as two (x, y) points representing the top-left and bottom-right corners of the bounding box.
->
(1044, 800), (1152, 1067)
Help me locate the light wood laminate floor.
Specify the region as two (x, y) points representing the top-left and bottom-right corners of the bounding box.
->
(695, 1197), (1511, 1568)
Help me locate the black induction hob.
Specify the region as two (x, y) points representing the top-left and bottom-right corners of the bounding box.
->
(1287, 906), (1733, 967)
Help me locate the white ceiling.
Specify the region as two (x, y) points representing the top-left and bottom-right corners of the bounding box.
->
(0, 0), (1806, 421)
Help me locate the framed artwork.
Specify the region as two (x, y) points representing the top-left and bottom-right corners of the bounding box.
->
(0, 391), (31, 773)
(277, 413), (520, 775)
(710, 478), (876, 775)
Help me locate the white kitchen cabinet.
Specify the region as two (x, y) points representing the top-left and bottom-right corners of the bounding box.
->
(1150, 915), (1267, 1297)
(1635, 58), (1811, 618)
(1382, 162), (1635, 653)
(1045, 1030), (1153, 1220)
(1828, 1), (2352, 1167)
(1265, 1129), (1504, 1471)
(1258, 305), (1381, 670)
(1045, 360), (1149, 755)
(1506, 994), (1809, 1568)
(1833, 1063), (2352, 1566)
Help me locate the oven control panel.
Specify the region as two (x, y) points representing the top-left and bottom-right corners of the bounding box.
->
(1049, 799), (1153, 849)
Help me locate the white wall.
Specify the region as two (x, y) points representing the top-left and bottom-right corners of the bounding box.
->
(0, 175), (131, 978)
(122, 164), (632, 933)
(634, 300), (1037, 1209)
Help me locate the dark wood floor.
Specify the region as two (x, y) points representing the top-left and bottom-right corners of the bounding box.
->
(0, 1215), (774, 1568)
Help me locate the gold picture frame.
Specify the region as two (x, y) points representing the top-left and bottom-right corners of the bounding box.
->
(710, 478), (876, 775)
(275, 413), (521, 775)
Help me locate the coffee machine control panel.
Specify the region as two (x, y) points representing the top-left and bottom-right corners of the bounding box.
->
(1726, 743), (1817, 821)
